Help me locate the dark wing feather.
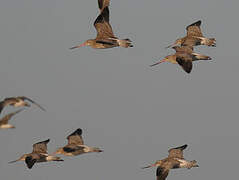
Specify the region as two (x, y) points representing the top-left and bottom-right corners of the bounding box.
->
(32, 139), (50, 154)
(168, 144), (188, 158)
(98, 0), (110, 11)
(63, 145), (84, 153)
(19, 96), (46, 111)
(0, 109), (24, 125)
(94, 7), (115, 40)
(156, 167), (169, 180)
(67, 128), (84, 145)
(176, 54), (193, 74)
(25, 156), (37, 169)
(186, 20), (203, 37)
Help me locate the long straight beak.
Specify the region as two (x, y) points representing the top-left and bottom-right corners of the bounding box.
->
(150, 59), (167, 67)
(141, 163), (156, 169)
(69, 42), (86, 50)
(8, 159), (21, 164)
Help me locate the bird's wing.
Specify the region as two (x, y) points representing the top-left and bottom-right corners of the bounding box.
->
(0, 109), (24, 125)
(0, 98), (17, 113)
(25, 156), (37, 169)
(176, 53), (193, 74)
(94, 7), (115, 40)
(63, 145), (85, 153)
(168, 144), (188, 159)
(98, 0), (110, 12)
(19, 96), (46, 111)
(186, 20), (203, 37)
(156, 167), (169, 180)
(172, 46), (194, 54)
(67, 128), (84, 145)
(32, 139), (50, 154)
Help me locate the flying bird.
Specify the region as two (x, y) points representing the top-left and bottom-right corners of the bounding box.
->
(0, 109), (24, 129)
(150, 45), (211, 73)
(54, 128), (103, 156)
(166, 20), (216, 48)
(142, 144), (199, 180)
(70, 0), (133, 49)
(9, 139), (63, 169)
(0, 96), (46, 114)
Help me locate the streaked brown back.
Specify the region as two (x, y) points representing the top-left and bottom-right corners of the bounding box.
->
(168, 144), (187, 159)
(32, 139), (50, 154)
(186, 20), (203, 37)
(67, 128), (84, 145)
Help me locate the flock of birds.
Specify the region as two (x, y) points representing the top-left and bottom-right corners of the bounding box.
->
(1, 0), (217, 180)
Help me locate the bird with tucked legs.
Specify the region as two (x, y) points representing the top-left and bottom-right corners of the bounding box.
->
(142, 144), (198, 180)
(166, 20), (216, 48)
(151, 45), (211, 73)
(70, 0), (133, 49)
(9, 139), (63, 169)
(54, 128), (103, 156)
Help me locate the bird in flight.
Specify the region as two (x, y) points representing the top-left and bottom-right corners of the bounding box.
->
(54, 128), (103, 156)
(0, 96), (45, 114)
(150, 45), (211, 73)
(9, 139), (63, 169)
(142, 144), (199, 180)
(166, 20), (216, 48)
(70, 0), (133, 49)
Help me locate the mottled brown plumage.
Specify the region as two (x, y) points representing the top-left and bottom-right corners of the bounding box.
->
(70, 0), (132, 49)
(166, 20), (216, 48)
(9, 139), (63, 169)
(0, 109), (24, 129)
(142, 145), (198, 180)
(0, 96), (45, 114)
(151, 45), (211, 73)
(54, 128), (103, 156)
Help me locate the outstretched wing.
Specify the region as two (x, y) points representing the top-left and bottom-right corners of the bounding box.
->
(0, 109), (24, 125)
(176, 53), (193, 74)
(186, 20), (203, 37)
(156, 167), (169, 180)
(32, 139), (50, 154)
(168, 144), (188, 159)
(0, 98), (17, 113)
(19, 96), (46, 111)
(67, 128), (84, 145)
(98, 0), (110, 12)
(94, 7), (115, 40)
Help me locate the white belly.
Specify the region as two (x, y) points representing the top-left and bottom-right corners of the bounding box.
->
(0, 124), (14, 129)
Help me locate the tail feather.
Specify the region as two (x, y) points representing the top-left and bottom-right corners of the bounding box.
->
(192, 53), (212, 61)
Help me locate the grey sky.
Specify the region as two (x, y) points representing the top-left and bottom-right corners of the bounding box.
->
(0, 0), (239, 180)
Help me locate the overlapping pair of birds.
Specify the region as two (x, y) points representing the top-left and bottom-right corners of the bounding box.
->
(1, 0), (209, 179)
(70, 0), (216, 73)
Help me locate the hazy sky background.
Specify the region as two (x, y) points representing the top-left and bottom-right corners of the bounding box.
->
(0, 0), (239, 180)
